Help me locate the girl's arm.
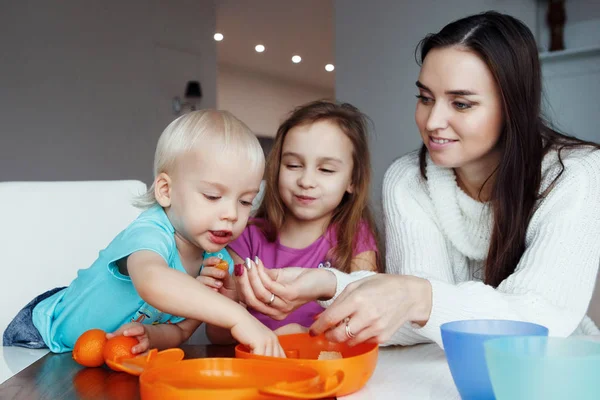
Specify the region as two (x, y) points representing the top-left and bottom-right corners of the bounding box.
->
(126, 250), (285, 356)
(381, 152), (600, 347)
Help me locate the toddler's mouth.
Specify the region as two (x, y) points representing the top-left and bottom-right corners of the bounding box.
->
(210, 230), (232, 238)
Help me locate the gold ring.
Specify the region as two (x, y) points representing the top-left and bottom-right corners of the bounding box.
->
(345, 317), (355, 339)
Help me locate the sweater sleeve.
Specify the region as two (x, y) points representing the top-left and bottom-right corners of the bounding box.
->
(383, 150), (600, 348)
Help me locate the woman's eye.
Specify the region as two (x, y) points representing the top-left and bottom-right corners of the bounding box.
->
(416, 94), (433, 105)
(454, 101), (471, 110)
(203, 194), (221, 201)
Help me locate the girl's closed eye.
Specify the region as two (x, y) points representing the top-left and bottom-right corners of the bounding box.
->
(286, 163), (302, 170)
(320, 167), (336, 174)
(203, 194), (221, 201)
(239, 199), (253, 207)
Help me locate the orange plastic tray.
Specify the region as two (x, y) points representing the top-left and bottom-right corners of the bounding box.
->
(235, 333), (378, 396)
(138, 358), (343, 400)
(108, 348), (344, 399)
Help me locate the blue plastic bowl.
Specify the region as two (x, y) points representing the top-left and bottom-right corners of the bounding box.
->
(440, 320), (548, 400)
(485, 336), (600, 400)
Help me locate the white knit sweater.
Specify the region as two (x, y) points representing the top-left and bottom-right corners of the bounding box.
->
(322, 147), (600, 347)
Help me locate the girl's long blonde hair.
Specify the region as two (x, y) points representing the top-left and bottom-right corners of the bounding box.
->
(255, 100), (383, 273)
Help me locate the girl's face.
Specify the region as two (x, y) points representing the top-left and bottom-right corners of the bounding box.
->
(415, 46), (503, 176)
(278, 120), (354, 227)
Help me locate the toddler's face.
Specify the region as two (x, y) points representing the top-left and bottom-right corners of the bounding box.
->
(165, 147), (264, 255)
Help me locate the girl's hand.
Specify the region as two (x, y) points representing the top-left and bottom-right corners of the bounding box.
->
(230, 316), (286, 358)
(106, 322), (150, 355)
(309, 274), (432, 346)
(273, 323), (309, 336)
(199, 257), (238, 301)
(234, 257), (336, 320)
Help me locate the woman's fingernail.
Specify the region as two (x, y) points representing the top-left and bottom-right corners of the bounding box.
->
(245, 257), (252, 270)
(254, 256), (259, 264)
(234, 264), (244, 277)
(309, 330), (317, 337)
(215, 281), (222, 287)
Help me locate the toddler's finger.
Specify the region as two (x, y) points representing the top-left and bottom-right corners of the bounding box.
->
(199, 266), (226, 279)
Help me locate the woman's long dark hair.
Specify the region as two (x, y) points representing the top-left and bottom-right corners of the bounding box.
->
(416, 11), (600, 288)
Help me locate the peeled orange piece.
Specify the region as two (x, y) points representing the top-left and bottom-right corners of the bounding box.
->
(215, 259), (229, 271)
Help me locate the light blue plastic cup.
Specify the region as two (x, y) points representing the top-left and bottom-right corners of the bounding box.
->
(484, 336), (600, 400)
(440, 320), (548, 400)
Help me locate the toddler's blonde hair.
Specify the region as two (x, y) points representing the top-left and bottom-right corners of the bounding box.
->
(135, 110), (264, 208)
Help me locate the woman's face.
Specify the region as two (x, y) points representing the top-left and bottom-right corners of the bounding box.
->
(415, 46), (503, 175)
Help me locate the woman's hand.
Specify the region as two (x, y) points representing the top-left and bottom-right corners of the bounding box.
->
(234, 257), (337, 320)
(309, 274), (432, 346)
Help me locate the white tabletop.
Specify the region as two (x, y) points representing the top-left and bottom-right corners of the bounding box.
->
(340, 344), (460, 400)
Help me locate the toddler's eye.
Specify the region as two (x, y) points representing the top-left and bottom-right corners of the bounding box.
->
(203, 194), (221, 201)
(240, 200), (253, 207)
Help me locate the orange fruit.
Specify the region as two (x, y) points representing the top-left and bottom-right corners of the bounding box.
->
(215, 259), (229, 271)
(72, 328), (107, 368)
(103, 336), (138, 370)
(72, 367), (109, 399)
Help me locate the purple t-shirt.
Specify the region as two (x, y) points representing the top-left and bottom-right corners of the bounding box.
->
(228, 219), (378, 330)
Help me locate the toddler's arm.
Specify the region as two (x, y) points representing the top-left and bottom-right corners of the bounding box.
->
(125, 250), (285, 357)
(205, 251), (245, 344)
(108, 319), (202, 354)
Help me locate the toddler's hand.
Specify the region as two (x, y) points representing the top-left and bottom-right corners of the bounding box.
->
(230, 316), (286, 358)
(200, 257), (238, 301)
(198, 257), (227, 291)
(106, 322), (149, 355)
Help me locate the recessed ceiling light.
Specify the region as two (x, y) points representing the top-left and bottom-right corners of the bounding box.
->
(291, 55), (302, 63)
(214, 33), (224, 41)
(325, 64), (335, 72)
(255, 44), (266, 53)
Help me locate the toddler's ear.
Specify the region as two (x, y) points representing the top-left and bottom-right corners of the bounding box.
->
(155, 172), (172, 207)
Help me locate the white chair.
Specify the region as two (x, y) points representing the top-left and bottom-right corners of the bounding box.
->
(0, 180), (146, 339)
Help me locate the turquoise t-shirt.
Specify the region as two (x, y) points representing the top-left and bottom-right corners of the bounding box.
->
(32, 205), (233, 353)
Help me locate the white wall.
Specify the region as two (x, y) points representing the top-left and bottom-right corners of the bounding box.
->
(217, 64), (333, 137)
(0, 0), (217, 184)
(334, 0), (538, 215)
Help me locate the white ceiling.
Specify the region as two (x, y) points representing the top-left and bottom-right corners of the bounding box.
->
(216, 0), (334, 90)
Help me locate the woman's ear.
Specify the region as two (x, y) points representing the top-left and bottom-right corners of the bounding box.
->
(154, 173), (172, 207)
